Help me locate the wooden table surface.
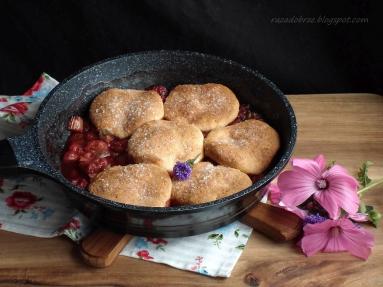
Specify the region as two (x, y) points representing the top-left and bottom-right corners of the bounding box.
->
(1, 93), (382, 287)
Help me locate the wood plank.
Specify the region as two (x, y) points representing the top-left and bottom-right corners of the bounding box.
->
(0, 93), (382, 286)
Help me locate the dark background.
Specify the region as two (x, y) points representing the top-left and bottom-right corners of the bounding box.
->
(0, 0), (382, 95)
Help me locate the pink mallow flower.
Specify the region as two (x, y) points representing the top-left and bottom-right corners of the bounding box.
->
(299, 218), (374, 260)
(267, 183), (307, 219)
(348, 212), (369, 222)
(278, 155), (359, 219)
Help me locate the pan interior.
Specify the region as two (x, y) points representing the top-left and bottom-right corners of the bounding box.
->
(36, 51), (295, 208)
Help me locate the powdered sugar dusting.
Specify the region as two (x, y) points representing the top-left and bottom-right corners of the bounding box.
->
(164, 84), (239, 130)
(90, 164), (171, 206)
(128, 120), (203, 171)
(90, 89), (163, 138)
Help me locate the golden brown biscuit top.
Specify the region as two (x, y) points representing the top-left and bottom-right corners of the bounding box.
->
(128, 120), (204, 171)
(204, 119), (280, 174)
(88, 164), (172, 207)
(89, 88), (164, 138)
(164, 83), (239, 131)
(171, 162), (252, 205)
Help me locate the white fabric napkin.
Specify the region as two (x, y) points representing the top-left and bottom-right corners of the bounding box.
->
(0, 74), (253, 277)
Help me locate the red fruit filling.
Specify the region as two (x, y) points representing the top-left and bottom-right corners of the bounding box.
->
(61, 117), (131, 189)
(145, 85), (168, 102)
(231, 104), (262, 125)
(61, 85), (260, 192)
(67, 116), (84, 132)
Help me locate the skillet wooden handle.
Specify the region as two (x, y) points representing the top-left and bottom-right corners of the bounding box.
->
(240, 202), (303, 241)
(80, 228), (133, 268)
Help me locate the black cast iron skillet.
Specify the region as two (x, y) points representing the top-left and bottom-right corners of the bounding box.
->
(0, 51), (297, 237)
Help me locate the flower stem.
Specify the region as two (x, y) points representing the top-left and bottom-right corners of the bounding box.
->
(357, 178), (383, 196)
(187, 154), (201, 166)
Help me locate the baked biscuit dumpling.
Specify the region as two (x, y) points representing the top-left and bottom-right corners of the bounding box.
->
(128, 120), (204, 172)
(171, 162), (252, 205)
(204, 119), (280, 175)
(90, 88), (164, 138)
(164, 83), (239, 131)
(89, 164), (171, 207)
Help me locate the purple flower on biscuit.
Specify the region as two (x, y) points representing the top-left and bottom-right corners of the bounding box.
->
(173, 162), (192, 181)
(172, 154), (200, 181)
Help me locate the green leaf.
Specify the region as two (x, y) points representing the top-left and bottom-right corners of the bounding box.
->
(365, 205), (374, 213)
(357, 161), (373, 188)
(234, 229), (240, 238)
(359, 201), (367, 213)
(236, 244), (245, 250)
(366, 206), (381, 227)
(208, 233), (220, 239)
(156, 245), (165, 251)
(208, 233), (223, 248)
(242, 234), (249, 238)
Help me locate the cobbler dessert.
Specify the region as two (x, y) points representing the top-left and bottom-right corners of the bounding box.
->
(61, 83), (280, 207)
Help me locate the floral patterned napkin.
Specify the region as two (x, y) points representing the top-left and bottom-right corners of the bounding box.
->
(0, 74), (253, 277)
(0, 73), (58, 139)
(0, 175), (91, 240)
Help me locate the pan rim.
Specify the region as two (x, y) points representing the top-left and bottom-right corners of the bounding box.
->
(33, 50), (297, 213)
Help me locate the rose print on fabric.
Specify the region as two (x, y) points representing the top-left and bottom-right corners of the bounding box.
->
(190, 256), (208, 275)
(5, 191), (40, 214)
(0, 73), (58, 126)
(147, 237), (168, 251)
(0, 102), (28, 116)
(58, 217), (83, 241)
(23, 73), (58, 98)
(136, 250), (154, 260)
(23, 73), (46, 96)
(63, 218), (81, 230)
(0, 102), (29, 123)
(134, 237), (168, 252)
(5, 190), (55, 220)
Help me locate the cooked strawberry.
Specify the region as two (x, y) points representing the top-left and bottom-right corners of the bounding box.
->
(84, 140), (109, 154)
(86, 157), (111, 178)
(109, 138), (128, 153)
(62, 151), (79, 163)
(68, 116), (84, 132)
(146, 85), (168, 102)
